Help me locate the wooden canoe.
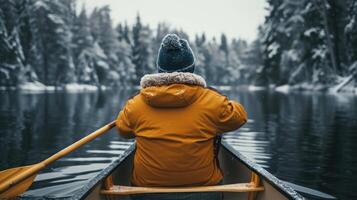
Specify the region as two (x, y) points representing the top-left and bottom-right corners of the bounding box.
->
(32, 141), (298, 200)
(19, 141), (305, 200)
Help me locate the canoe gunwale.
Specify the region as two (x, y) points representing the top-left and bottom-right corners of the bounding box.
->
(72, 144), (136, 200)
(221, 141), (305, 200)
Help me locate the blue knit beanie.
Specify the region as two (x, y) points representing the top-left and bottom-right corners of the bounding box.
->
(157, 34), (195, 73)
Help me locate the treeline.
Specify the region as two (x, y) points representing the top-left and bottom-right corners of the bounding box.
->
(256, 0), (357, 87)
(0, 0), (249, 87)
(2, 0), (356, 89)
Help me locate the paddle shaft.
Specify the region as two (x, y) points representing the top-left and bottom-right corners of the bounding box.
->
(0, 121), (116, 194)
(42, 121), (116, 166)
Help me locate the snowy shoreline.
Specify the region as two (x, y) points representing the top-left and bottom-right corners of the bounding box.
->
(1, 82), (356, 95)
(250, 83), (357, 95)
(0, 82), (100, 93)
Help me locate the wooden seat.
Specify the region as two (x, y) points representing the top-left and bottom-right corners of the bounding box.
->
(100, 172), (264, 200)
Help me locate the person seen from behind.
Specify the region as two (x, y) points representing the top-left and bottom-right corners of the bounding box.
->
(116, 34), (248, 200)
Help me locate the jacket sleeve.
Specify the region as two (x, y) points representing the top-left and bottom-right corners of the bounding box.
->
(215, 96), (248, 133)
(116, 103), (135, 139)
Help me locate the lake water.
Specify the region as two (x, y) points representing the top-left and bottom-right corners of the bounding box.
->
(0, 88), (356, 199)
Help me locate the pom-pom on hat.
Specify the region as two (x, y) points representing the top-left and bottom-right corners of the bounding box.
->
(157, 34), (195, 73)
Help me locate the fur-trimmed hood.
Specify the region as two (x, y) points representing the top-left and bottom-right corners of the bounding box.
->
(139, 73), (206, 108)
(140, 72), (206, 89)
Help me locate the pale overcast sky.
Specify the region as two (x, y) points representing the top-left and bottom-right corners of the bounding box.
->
(79, 0), (267, 42)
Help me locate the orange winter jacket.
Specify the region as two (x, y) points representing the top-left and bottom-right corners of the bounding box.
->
(116, 72), (247, 187)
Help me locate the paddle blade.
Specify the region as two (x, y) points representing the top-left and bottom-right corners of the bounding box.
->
(0, 165), (37, 199)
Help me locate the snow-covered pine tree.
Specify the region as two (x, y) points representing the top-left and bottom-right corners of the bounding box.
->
(116, 22), (132, 45)
(116, 23), (124, 42)
(89, 6), (120, 86)
(260, 0), (285, 85)
(226, 38), (248, 85)
(72, 6), (99, 85)
(152, 22), (171, 68)
(231, 38), (248, 61)
(343, 0), (357, 84)
(122, 22), (131, 45)
(115, 22), (136, 86)
(55, 0), (77, 84)
(0, 7), (23, 86)
(205, 38), (226, 85)
(115, 40), (136, 86)
(218, 33), (234, 85)
(199, 35), (216, 85)
(240, 32), (266, 85)
(0, 0), (38, 86)
(302, 0), (338, 85)
(219, 34), (228, 56)
(260, 0), (340, 86)
(275, 1), (306, 85)
(29, 0), (76, 86)
(262, 0), (308, 85)
(132, 14), (154, 83)
(192, 33), (207, 78)
(345, 0), (357, 68)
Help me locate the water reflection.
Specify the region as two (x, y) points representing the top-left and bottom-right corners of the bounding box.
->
(227, 90), (357, 199)
(0, 89), (356, 199)
(0, 90), (135, 198)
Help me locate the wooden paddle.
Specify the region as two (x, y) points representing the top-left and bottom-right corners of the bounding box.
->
(0, 121), (116, 199)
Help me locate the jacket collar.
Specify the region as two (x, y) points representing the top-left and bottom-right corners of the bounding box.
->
(140, 72), (206, 89)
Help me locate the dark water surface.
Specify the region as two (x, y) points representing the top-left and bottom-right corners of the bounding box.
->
(0, 88), (356, 199)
